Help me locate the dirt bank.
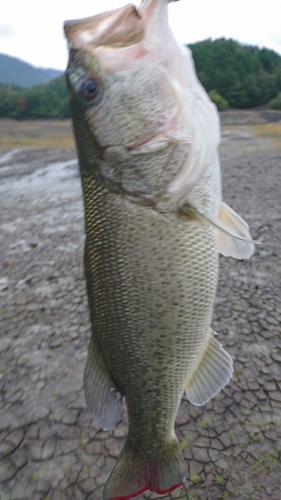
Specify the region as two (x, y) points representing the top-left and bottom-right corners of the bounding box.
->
(0, 112), (281, 499)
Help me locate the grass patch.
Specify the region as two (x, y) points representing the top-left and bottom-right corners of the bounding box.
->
(252, 433), (264, 444)
(0, 134), (75, 150)
(187, 493), (199, 500)
(251, 122), (281, 137)
(190, 473), (201, 484)
(40, 434), (47, 445)
(180, 432), (189, 451)
(221, 122), (281, 155)
(215, 473), (225, 484)
(0, 119), (75, 150)
(251, 450), (278, 473)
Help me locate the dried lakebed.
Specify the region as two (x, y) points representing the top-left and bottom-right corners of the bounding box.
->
(0, 115), (281, 500)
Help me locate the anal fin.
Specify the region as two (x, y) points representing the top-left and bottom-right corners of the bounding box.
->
(84, 336), (122, 430)
(185, 330), (233, 406)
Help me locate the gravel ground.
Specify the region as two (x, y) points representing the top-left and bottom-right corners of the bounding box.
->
(0, 113), (281, 500)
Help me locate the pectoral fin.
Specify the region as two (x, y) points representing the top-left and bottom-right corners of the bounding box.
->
(185, 330), (233, 406)
(181, 201), (258, 259)
(84, 336), (123, 430)
(217, 202), (256, 258)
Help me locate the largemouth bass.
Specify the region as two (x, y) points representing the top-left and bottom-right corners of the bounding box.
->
(64, 1), (255, 498)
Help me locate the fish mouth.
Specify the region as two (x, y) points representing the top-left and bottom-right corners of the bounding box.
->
(125, 107), (180, 154)
(64, 0), (170, 52)
(125, 134), (170, 154)
(64, 4), (145, 50)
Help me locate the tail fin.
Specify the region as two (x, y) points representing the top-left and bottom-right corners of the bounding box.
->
(103, 438), (187, 500)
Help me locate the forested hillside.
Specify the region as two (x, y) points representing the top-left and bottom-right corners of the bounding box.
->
(0, 39), (281, 119)
(0, 77), (71, 119)
(189, 38), (281, 109)
(0, 53), (62, 88)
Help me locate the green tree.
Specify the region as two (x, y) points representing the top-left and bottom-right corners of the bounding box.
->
(188, 38), (281, 108)
(208, 90), (228, 110)
(0, 76), (70, 118)
(268, 92), (281, 110)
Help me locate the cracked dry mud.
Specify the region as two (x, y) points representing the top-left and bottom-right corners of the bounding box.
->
(0, 111), (281, 500)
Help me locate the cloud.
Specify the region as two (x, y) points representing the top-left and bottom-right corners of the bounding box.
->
(0, 24), (16, 38)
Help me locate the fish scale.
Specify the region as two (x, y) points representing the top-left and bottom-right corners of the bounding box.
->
(81, 166), (217, 449)
(64, 0), (254, 498)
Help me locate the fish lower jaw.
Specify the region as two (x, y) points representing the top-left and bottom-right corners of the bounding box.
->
(125, 134), (170, 154)
(124, 108), (181, 154)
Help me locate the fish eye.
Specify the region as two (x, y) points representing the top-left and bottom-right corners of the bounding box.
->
(80, 78), (101, 102)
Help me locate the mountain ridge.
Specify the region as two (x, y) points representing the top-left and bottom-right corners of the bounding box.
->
(0, 53), (63, 88)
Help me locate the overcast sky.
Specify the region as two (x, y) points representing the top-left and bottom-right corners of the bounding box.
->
(0, 0), (280, 70)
